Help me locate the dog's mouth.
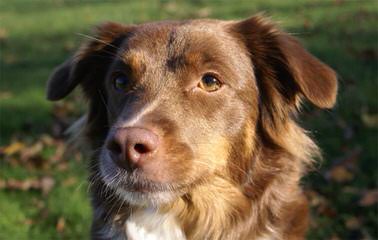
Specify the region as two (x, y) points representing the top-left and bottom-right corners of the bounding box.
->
(99, 148), (208, 205)
(115, 173), (188, 194)
(100, 162), (190, 205)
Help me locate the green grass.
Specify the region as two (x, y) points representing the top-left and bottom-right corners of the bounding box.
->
(0, 0), (377, 239)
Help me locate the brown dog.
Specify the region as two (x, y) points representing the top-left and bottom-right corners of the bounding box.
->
(47, 15), (337, 239)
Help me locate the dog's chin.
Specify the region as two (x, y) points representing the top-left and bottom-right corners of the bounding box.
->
(99, 151), (184, 206)
(112, 187), (180, 207)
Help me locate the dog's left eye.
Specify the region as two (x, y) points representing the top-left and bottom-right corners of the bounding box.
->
(113, 74), (130, 91)
(198, 74), (222, 92)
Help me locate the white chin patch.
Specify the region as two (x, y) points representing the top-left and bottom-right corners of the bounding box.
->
(126, 207), (186, 240)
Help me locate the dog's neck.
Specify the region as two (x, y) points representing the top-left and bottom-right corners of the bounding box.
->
(165, 176), (251, 240)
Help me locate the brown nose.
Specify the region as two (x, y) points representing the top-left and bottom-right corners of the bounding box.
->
(106, 127), (159, 170)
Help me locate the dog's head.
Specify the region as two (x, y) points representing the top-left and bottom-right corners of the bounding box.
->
(47, 16), (337, 206)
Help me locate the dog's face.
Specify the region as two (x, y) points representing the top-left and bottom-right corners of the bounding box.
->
(47, 17), (337, 206)
(98, 21), (258, 204)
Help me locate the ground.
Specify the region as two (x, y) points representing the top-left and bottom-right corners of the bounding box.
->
(0, 0), (377, 239)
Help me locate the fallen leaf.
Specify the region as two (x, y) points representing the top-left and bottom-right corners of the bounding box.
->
(317, 204), (337, 217)
(345, 217), (361, 230)
(52, 101), (75, 119)
(303, 18), (312, 30)
(31, 198), (45, 209)
(327, 166), (354, 183)
(0, 179), (5, 188)
(0, 91), (12, 100)
(361, 112), (378, 128)
(0, 177), (55, 195)
(56, 162), (68, 171)
(56, 217), (65, 233)
(6, 179), (35, 191)
(49, 141), (65, 163)
(0, 27), (8, 41)
(20, 142), (43, 161)
(359, 189), (378, 207)
(40, 177), (55, 195)
(2, 141), (25, 156)
(23, 219), (34, 225)
(329, 235), (341, 240)
(62, 177), (77, 187)
(305, 190), (327, 207)
(40, 134), (55, 146)
(74, 152), (83, 162)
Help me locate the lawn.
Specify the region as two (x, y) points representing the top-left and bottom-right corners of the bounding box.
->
(0, 0), (377, 239)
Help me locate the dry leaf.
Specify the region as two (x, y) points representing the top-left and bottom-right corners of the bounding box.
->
(62, 177), (77, 187)
(20, 142), (43, 161)
(31, 198), (45, 209)
(305, 190), (327, 207)
(0, 177), (55, 195)
(40, 177), (55, 195)
(0, 27), (8, 41)
(362, 112), (378, 128)
(328, 166), (354, 183)
(329, 235), (341, 240)
(56, 162), (68, 171)
(0, 91), (12, 100)
(56, 217), (65, 233)
(49, 142), (65, 163)
(53, 101), (75, 119)
(40, 134), (55, 146)
(0, 179), (5, 188)
(6, 179), (36, 190)
(359, 189), (378, 207)
(2, 141), (25, 156)
(345, 217), (361, 230)
(317, 204), (337, 217)
(23, 219), (34, 225)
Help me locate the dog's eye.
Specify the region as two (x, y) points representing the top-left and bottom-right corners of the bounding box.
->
(198, 74), (222, 92)
(113, 74), (130, 91)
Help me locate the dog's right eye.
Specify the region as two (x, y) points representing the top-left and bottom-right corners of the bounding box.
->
(113, 74), (130, 92)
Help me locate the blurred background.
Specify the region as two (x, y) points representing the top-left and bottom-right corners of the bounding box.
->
(0, 0), (377, 239)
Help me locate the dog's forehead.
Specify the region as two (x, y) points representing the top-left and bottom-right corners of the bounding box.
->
(127, 20), (226, 48)
(118, 20), (239, 68)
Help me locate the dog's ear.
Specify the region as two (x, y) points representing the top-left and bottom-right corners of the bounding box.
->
(46, 22), (134, 101)
(230, 15), (337, 109)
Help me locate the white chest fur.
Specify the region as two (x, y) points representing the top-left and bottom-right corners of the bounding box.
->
(125, 208), (186, 240)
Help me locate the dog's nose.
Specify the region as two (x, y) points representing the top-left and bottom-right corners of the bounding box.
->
(106, 127), (159, 170)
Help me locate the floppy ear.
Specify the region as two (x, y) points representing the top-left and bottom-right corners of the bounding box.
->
(46, 22), (135, 101)
(231, 15), (338, 109)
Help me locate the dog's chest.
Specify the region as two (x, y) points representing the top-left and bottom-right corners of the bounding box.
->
(125, 208), (186, 240)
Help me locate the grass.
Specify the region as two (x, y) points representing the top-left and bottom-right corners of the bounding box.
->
(0, 0), (377, 239)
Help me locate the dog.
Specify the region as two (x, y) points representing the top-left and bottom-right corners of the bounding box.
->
(46, 15), (337, 239)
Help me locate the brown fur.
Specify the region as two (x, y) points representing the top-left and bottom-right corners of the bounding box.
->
(47, 15), (337, 239)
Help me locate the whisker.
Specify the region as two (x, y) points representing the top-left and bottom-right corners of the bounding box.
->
(76, 33), (119, 50)
(98, 90), (112, 114)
